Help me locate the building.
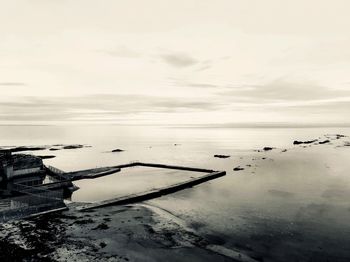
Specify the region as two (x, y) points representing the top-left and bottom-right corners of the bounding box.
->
(0, 149), (44, 182)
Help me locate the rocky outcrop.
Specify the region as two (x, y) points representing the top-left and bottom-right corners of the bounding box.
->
(62, 145), (84, 150)
(318, 140), (330, 144)
(293, 139), (318, 145)
(214, 154), (230, 159)
(263, 147), (274, 151)
(111, 149), (124, 153)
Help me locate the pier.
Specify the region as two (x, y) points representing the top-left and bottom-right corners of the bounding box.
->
(79, 170), (226, 211)
(70, 162), (226, 211)
(0, 158), (226, 220)
(43, 161), (226, 210)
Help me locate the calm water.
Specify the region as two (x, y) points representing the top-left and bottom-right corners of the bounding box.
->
(1, 125), (350, 261)
(1, 125), (348, 169)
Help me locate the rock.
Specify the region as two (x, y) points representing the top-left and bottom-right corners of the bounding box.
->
(319, 140), (330, 144)
(293, 141), (303, 145)
(233, 166), (244, 171)
(7, 146), (47, 152)
(293, 139), (318, 145)
(263, 147), (274, 151)
(336, 134), (346, 139)
(325, 134), (347, 140)
(112, 149), (124, 152)
(99, 242), (107, 248)
(214, 154), (230, 159)
(63, 145), (84, 149)
(281, 149), (287, 152)
(49, 148), (60, 151)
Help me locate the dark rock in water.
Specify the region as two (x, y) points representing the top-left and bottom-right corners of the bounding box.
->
(63, 144), (84, 149)
(112, 149), (124, 152)
(99, 242), (107, 248)
(49, 148), (60, 151)
(281, 149), (287, 152)
(336, 134), (346, 139)
(319, 140), (330, 144)
(325, 134), (347, 140)
(263, 147), (274, 151)
(214, 154), (230, 159)
(293, 139), (318, 145)
(7, 146), (47, 152)
(37, 155), (56, 159)
(293, 141), (303, 145)
(174, 143), (181, 146)
(344, 142), (350, 147)
(233, 166), (244, 171)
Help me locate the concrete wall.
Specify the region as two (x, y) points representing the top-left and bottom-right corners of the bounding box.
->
(12, 167), (42, 177)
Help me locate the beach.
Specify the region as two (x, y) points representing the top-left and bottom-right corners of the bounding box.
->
(0, 204), (233, 262)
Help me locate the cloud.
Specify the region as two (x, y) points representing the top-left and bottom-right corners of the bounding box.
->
(280, 99), (350, 115)
(159, 53), (216, 71)
(169, 78), (221, 89)
(160, 53), (198, 67)
(0, 82), (26, 86)
(186, 83), (219, 88)
(0, 94), (220, 122)
(218, 79), (350, 103)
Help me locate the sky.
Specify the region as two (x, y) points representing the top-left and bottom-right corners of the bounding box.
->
(0, 0), (350, 126)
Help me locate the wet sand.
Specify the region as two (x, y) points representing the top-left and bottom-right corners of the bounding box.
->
(0, 204), (233, 262)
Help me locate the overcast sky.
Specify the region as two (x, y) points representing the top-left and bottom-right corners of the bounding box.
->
(1, 0), (350, 125)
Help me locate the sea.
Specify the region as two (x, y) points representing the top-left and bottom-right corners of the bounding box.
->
(1, 125), (350, 261)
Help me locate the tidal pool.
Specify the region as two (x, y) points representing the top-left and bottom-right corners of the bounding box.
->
(71, 166), (205, 203)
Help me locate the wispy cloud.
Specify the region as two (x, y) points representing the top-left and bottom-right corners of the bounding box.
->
(0, 82), (26, 86)
(0, 94), (221, 122)
(169, 78), (221, 89)
(159, 52), (218, 71)
(160, 52), (198, 67)
(217, 79), (350, 103)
